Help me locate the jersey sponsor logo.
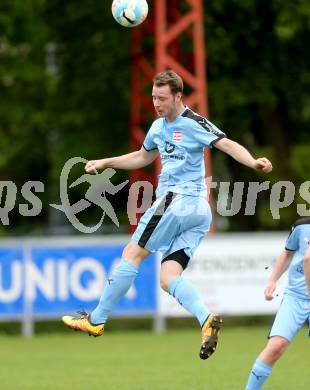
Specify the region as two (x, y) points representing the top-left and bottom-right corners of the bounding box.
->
(173, 131), (182, 142)
(162, 154), (185, 161)
(164, 141), (175, 154)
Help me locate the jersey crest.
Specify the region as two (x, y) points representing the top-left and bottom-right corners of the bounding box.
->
(173, 131), (182, 142)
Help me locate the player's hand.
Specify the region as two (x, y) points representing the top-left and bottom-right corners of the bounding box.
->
(264, 281), (276, 300)
(85, 159), (105, 173)
(254, 157), (273, 173)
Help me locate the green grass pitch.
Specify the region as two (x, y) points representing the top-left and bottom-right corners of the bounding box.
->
(0, 325), (308, 389)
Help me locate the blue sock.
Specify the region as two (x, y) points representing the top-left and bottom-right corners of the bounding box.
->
(168, 276), (210, 326)
(90, 259), (138, 324)
(245, 359), (272, 390)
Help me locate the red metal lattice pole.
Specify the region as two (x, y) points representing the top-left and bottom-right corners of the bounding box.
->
(129, 0), (212, 231)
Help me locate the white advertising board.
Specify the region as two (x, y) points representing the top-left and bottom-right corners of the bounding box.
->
(158, 233), (288, 316)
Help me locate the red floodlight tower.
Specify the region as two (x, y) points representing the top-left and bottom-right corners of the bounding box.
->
(129, 0), (210, 230)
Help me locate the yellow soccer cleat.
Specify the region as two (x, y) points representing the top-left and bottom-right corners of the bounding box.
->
(62, 311), (104, 337)
(200, 314), (222, 360)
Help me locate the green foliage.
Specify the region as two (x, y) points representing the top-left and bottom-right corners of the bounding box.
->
(0, 0), (49, 173)
(205, 0), (310, 229)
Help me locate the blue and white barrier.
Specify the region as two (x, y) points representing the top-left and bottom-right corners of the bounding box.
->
(0, 233), (288, 336)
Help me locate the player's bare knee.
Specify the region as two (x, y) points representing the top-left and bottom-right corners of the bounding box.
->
(160, 275), (169, 292)
(160, 260), (184, 292)
(160, 268), (170, 291)
(122, 241), (149, 266)
(267, 337), (288, 360)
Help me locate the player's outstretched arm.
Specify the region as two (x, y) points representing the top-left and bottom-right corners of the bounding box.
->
(85, 147), (158, 173)
(264, 249), (294, 300)
(214, 138), (273, 173)
(304, 245), (310, 298)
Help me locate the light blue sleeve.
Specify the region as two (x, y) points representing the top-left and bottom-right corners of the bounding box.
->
(143, 122), (158, 151)
(192, 117), (226, 148)
(285, 226), (300, 251)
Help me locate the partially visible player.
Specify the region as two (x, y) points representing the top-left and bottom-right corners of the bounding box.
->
(62, 70), (272, 360)
(245, 218), (310, 390)
(304, 244), (310, 299)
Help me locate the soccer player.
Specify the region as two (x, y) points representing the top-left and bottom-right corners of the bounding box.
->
(304, 243), (310, 298)
(245, 218), (310, 389)
(62, 70), (272, 359)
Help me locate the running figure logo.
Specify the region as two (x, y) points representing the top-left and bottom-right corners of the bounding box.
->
(50, 157), (128, 233)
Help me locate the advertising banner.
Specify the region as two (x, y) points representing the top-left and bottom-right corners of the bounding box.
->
(0, 242), (157, 319)
(158, 233), (288, 316)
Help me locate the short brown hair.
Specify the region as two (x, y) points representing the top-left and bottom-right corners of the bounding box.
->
(153, 70), (183, 95)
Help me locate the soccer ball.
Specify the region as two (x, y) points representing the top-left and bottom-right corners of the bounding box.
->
(111, 0), (148, 28)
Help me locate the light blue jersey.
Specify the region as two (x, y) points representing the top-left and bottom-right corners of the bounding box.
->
(143, 107), (226, 197)
(268, 218), (310, 342)
(285, 218), (310, 300)
(132, 107), (224, 262)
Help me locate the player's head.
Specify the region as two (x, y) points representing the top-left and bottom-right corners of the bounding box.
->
(153, 70), (183, 95)
(152, 70), (184, 120)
